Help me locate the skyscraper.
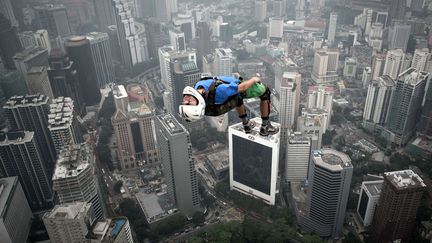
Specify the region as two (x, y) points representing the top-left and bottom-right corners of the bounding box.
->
(279, 72), (301, 140)
(356, 180), (383, 227)
(52, 143), (105, 219)
(48, 97), (83, 152)
(327, 13), (337, 45)
(214, 48), (232, 76)
(169, 29), (186, 51)
(64, 36), (101, 106)
(386, 68), (429, 145)
(4, 94), (57, 174)
(0, 15), (22, 70)
(383, 49), (405, 79)
(388, 22), (411, 51)
(254, 0), (267, 22)
(411, 48), (430, 72)
(371, 170), (425, 242)
(307, 86), (333, 130)
(229, 118), (281, 205)
(0, 0), (18, 27)
(269, 17), (284, 40)
(312, 49), (339, 83)
(144, 18), (168, 61)
(171, 60), (201, 117)
(47, 48), (84, 114)
(0, 131), (55, 211)
(371, 53), (386, 80)
(285, 132), (311, 184)
(301, 149), (353, 238)
(93, 0), (116, 30)
(34, 4), (72, 39)
(18, 30), (51, 51)
(112, 85), (159, 171)
(389, 0), (406, 22)
(418, 84), (432, 137)
(112, 0), (143, 68)
(155, 113), (201, 217)
(43, 202), (96, 243)
(25, 66), (54, 99)
(363, 76), (395, 125)
(13, 46), (49, 78)
(86, 32), (115, 88)
(0, 177), (32, 243)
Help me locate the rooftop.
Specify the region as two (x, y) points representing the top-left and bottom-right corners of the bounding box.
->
(113, 85), (128, 100)
(398, 68), (429, 86)
(363, 180), (383, 197)
(288, 132), (311, 144)
(205, 150), (229, 172)
(4, 94), (49, 108)
(385, 170), (426, 189)
(13, 47), (47, 61)
(44, 202), (91, 220)
(0, 131), (34, 145)
(157, 113), (186, 135)
(48, 97), (74, 130)
(311, 148), (352, 171)
(53, 143), (93, 180)
(230, 117), (280, 142)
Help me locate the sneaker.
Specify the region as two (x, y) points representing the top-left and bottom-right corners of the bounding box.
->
(259, 123), (279, 136)
(243, 120), (256, 134)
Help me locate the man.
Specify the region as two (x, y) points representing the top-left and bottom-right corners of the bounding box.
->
(179, 75), (278, 136)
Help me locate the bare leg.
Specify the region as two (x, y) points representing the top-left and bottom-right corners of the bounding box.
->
(260, 100), (270, 118)
(236, 105), (247, 117)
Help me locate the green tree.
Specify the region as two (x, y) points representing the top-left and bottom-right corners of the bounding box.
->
(113, 180), (123, 194)
(342, 232), (362, 243)
(303, 234), (325, 243)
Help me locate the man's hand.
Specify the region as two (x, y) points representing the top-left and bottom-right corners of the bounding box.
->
(238, 76), (261, 93)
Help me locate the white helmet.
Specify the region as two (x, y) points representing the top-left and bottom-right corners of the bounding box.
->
(179, 86), (206, 122)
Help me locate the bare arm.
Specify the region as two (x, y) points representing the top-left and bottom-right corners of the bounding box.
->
(238, 77), (260, 93)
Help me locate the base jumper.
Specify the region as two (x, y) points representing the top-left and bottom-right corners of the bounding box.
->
(179, 75), (279, 136)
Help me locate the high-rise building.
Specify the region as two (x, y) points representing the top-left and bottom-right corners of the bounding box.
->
(312, 49), (339, 83)
(285, 132), (311, 184)
(34, 4), (72, 39)
(418, 84), (432, 138)
(52, 143), (105, 219)
(43, 202), (96, 243)
(155, 113), (201, 217)
(297, 114), (323, 150)
(0, 15), (22, 70)
(388, 22), (411, 51)
(169, 29), (186, 51)
(112, 0), (143, 68)
(144, 18), (168, 61)
(0, 177), (32, 243)
(112, 85), (159, 171)
(371, 170), (425, 242)
(196, 21), (212, 69)
(86, 32), (115, 88)
(307, 86), (333, 130)
(411, 48), (430, 72)
(296, 0), (305, 20)
(0, 0), (17, 27)
(356, 180), (383, 227)
(155, 0), (172, 22)
(48, 97), (83, 152)
(229, 118), (280, 205)
(64, 36), (101, 106)
(13, 46), (49, 77)
(0, 131), (55, 211)
(219, 22), (233, 42)
(93, 0), (116, 30)
(362, 67), (372, 88)
(383, 49), (405, 80)
(47, 48), (84, 114)
(269, 17), (284, 40)
(19, 30), (51, 51)
(375, 11), (388, 26)
(4, 94), (57, 173)
(273, 0), (286, 17)
(327, 13), (337, 44)
(25, 66), (54, 99)
(91, 217), (134, 242)
(214, 48), (232, 76)
(371, 53), (386, 80)
(279, 72), (301, 140)
(386, 68), (428, 145)
(172, 14), (195, 43)
(363, 75), (395, 125)
(171, 61), (201, 117)
(255, 0), (267, 22)
(343, 58), (357, 78)
(389, 0), (406, 22)
(300, 149), (353, 238)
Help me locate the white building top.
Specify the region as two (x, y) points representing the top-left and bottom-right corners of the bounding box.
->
(48, 97), (74, 130)
(113, 85), (128, 100)
(363, 180), (383, 197)
(398, 68), (429, 86)
(312, 148), (352, 171)
(385, 170), (426, 189)
(44, 202), (91, 220)
(53, 144), (93, 180)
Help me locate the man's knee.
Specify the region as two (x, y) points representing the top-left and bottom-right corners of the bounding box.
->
(236, 97), (244, 107)
(259, 86), (271, 101)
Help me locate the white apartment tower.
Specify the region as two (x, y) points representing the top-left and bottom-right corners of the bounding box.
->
(43, 202), (95, 243)
(363, 76), (395, 125)
(411, 48), (430, 72)
(312, 49), (339, 83)
(357, 180), (383, 227)
(229, 118), (280, 205)
(269, 17), (284, 40)
(255, 0), (267, 22)
(279, 72), (301, 132)
(383, 49), (405, 80)
(215, 48), (233, 76)
(285, 132), (311, 183)
(327, 13), (337, 44)
(52, 143), (105, 219)
(371, 53), (386, 80)
(48, 97), (82, 153)
(307, 86), (334, 130)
